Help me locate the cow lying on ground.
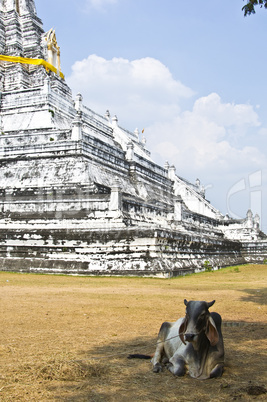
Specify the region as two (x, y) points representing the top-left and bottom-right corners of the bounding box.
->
(129, 299), (224, 380)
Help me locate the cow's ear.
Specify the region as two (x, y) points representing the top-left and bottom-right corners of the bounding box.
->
(184, 299), (188, 306)
(206, 316), (219, 346)
(179, 317), (187, 345)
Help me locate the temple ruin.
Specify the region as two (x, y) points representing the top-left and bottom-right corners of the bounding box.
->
(0, 0), (266, 277)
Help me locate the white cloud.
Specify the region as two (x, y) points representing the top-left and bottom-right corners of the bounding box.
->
(149, 93), (265, 177)
(67, 54), (194, 129)
(67, 54), (267, 193)
(192, 93), (260, 128)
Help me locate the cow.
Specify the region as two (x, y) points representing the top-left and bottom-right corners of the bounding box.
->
(151, 299), (224, 379)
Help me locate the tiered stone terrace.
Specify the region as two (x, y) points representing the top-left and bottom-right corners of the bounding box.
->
(0, 0), (266, 276)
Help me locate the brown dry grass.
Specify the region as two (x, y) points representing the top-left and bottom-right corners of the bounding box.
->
(0, 264), (266, 401)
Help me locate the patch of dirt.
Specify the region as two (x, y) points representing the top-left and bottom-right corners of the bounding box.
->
(0, 264), (266, 401)
(243, 385), (267, 395)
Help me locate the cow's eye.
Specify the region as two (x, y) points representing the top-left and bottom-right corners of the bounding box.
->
(198, 313), (206, 321)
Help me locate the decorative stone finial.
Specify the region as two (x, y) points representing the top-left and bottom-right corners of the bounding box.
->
(246, 209), (253, 219)
(254, 213), (260, 229)
(254, 213), (260, 224)
(44, 28), (62, 74)
(134, 128), (139, 139)
(200, 186), (205, 198)
(246, 209), (253, 228)
(105, 110), (110, 121)
(168, 165), (176, 180)
(164, 161), (170, 170)
(112, 178), (121, 188)
(75, 93), (83, 112)
(141, 136), (146, 146)
(112, 115), (118, 128)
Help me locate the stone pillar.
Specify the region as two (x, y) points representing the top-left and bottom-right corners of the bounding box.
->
(134, 128), (139, 141)
(141, 136), (146, 147)
(200, 186), (205, 198)
(168, 165), (176, 180)
(47, 42), (53, 66)
(174, 196), (182, 221)
(71, 114), (82, 141)
(246, 209), (253, 228)
(112, 115), (118, 128)
(164, 161), (170, 171)
(43, 76), (51, 95)
(72, 93), (83, 141)
(109, 179), (122, 211)
(57, 47), (61, 73)
(75, 93), (83, 112)
(105, 110), (110, 122)
(126, 141), (134, 161)
(254, 213), (260, 230)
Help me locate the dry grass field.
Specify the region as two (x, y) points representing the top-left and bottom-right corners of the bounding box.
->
(0, 264), (266, 401)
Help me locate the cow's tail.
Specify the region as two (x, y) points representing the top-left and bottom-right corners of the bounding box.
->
(127, 354), (153, 360)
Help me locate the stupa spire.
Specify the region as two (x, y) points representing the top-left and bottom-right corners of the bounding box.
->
(0, 0), (65, 91)
(0, 0), (42, 59)
(0, 0), (37, 15)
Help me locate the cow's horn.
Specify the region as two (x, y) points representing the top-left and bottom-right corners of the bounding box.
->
(207, 300), (215, 308)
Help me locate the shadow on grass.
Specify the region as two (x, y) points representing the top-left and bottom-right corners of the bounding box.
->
(49, 323), (267, 402)
(239, 288), (267, 305)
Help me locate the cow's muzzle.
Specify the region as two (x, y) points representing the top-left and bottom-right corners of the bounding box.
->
(184, 333), (196, 342)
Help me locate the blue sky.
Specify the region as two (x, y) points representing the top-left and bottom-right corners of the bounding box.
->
(35, 0), (267, 232)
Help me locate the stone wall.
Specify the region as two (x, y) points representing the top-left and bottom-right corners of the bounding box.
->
(0, 225), (246, 277)
(0, 1), (266, 277)
(241, 240), (267, 264)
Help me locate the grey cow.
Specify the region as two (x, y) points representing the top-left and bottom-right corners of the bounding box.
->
(151, 299), (224, 379)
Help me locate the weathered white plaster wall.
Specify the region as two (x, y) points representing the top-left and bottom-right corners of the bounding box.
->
(0, 0), (266, 276)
